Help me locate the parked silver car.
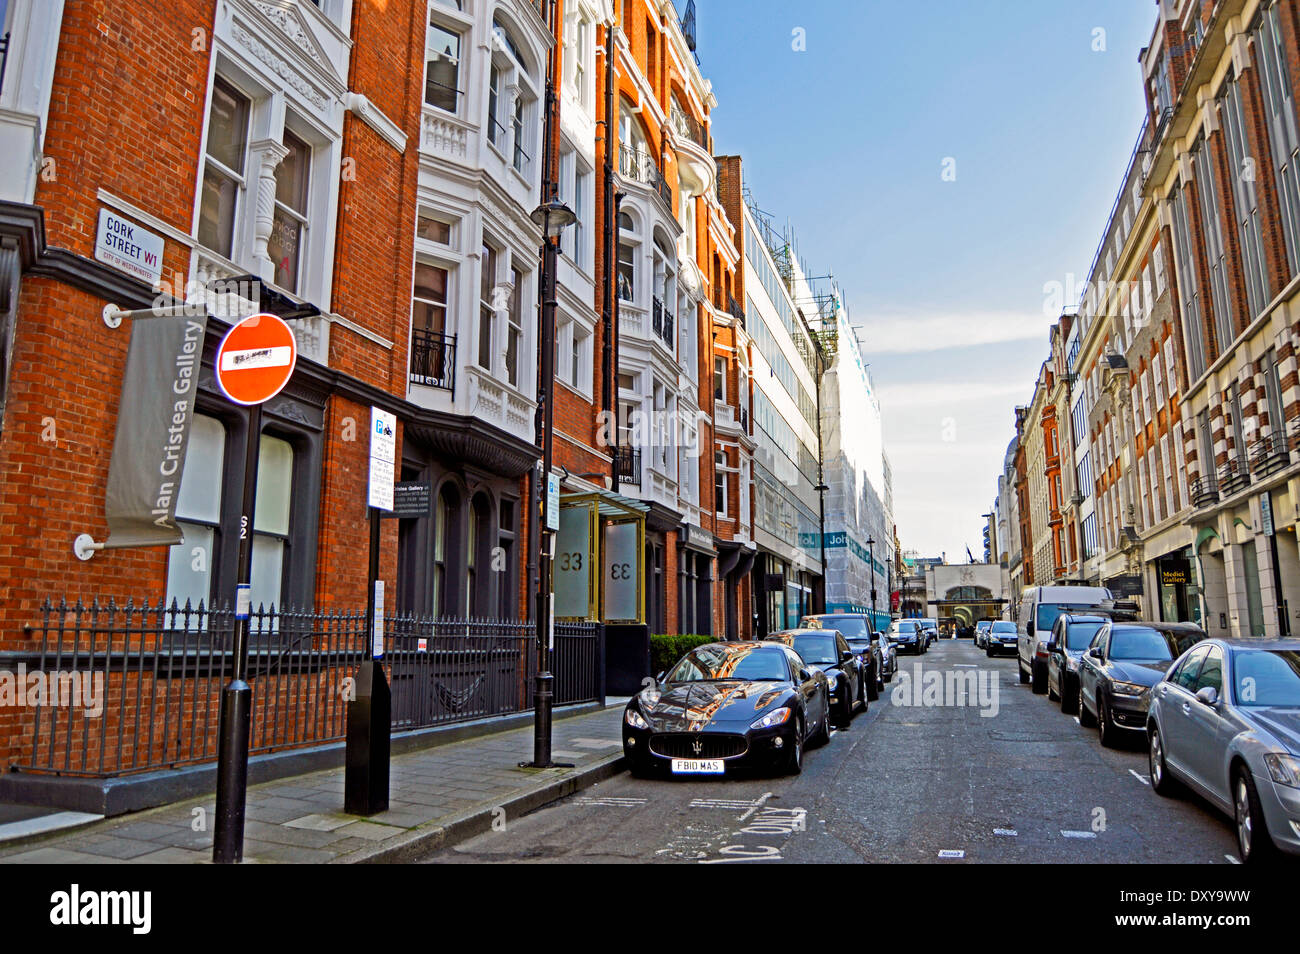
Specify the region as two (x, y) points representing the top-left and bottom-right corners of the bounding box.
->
(1147, 637), (1300, 863)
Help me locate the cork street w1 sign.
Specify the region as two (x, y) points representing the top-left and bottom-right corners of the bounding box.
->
(215, 313), (298, 406)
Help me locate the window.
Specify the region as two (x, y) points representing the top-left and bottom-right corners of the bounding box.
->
(1219, 72), (1271, 319)
(617, 242), (635, 301)
(572, 12), (592, 107)
(713, 356), (725, 402)
(268, 129), (310, 293)
(487, 64), (506, 149)
(417, 212), (452, 245)
(426, 16), (462, 112)
(411, 260), (451, 386)
(497, 499), (517, 619)
(434, 485), (461, 616)
(511, 92), (529, 174)
(1192, 137), (1233, 354)
(166, 414), (227, 611)
(249, 435), (294, 614)
(506, 264), (524, 388)
(1264, 349), (1286, 438)
(714, 450), (728, 517)
(479, 240), (497, 369)
(198, 77), (250, 258)
(1170, 182), (1207, 378)
(1254, 0), (1300, 276)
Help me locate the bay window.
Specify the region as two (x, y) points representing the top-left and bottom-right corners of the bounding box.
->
(198, 77), (250, 259)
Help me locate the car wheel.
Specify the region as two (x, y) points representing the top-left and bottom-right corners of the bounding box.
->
(1097, 695), (1115, 748)
(986, 646), (995, 658)
(1078, 692), (1097, 728)
(1060, 677), (1077, 715)
(1018, 660), (1029, 684)
(813, 706), (831, 746)
(1047, 671), (1060, 702)
(1031, 660), (1047, 695)
(868, 669), (880, 701)
(1234, 768), (1277, 864)
(784, 717), (804, 776)
(1148, 725), (1180, 796)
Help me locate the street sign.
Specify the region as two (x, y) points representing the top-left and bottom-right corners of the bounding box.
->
(382, 481), (432, 519)
(215, 313), (297, 406)
(1261, 492), (1275, 536)
(546, 471), (560, 531)
(94, 209), (164, 286)
(368, 407), (397, 511)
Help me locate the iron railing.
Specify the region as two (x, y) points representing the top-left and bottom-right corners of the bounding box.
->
(1217, 457), (1251, 495)
(1189, 474), (1219, 506)
(0, 33), (10, 100)
(620, 145), (675, 215)
(11, 599), (601, 778)
(652, 296), (664, 338)
(669, 103), (708, 151)
(1248, 433), (1289, 476)
(409, 328), (456, 391)
(727, 295), (746, 326)
(616, 448), (642, 485)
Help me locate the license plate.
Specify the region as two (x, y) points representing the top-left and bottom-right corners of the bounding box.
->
(671, 758), (724, 774)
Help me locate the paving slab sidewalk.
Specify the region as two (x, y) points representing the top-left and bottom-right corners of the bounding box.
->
(0, 704), (627, 864)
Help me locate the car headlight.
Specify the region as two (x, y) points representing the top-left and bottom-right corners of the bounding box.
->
(1065, 656), (1079, 672)
(1111, 681), (1146, 696)
(1264, 754), (1300, 788)
(751, 707), (792, 730)
(624, 707), (650, 730)
(825, 674), (838, 691)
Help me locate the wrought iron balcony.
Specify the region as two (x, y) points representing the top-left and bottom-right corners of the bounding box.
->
(1249, 432), (1291, 477)
(669, 103), (708, 151)
(409, 328), (456, 392)
(652, 296), (663, 337)
(727, 295), (745, 326)
(1217, 457), (1251, 496)
(0, 32), (10, 100)
(615, 448), (642, 485)
(620, 145), (674, 216)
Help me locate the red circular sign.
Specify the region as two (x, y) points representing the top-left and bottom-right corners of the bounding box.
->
(215, 313), (298, 405)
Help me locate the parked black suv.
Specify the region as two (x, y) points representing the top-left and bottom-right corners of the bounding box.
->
(765, 629), (867, 727)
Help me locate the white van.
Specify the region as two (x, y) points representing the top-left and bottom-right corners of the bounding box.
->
(1016, 585), (1112, 693)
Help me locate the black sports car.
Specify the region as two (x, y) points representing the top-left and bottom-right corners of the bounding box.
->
(623, 641), (831, 777)
(763, 629), (866, 727)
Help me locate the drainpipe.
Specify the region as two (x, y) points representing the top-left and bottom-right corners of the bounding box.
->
(601, 13), (616, 484)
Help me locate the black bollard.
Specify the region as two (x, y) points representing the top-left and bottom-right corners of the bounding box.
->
(344, 660), (390, 815)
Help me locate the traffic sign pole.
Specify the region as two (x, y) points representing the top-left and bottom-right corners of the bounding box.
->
(211, 314), (297, 864)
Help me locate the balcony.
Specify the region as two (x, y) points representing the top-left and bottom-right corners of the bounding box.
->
(409, 329), (456, 392)
(1249, 433), (1290, 478)
(726, 295), (745, 327)
(669, 104), (708, 151)
(615, 448), (642, 485)
(651, 296), (674, 349)
(1217, 458), (1251, 496)
(669, 103), (714, 195)
(620, 145), (675, 220)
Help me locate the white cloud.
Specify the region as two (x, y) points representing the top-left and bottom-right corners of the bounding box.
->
(876, 380), (1029, 409)
(854, 310), (1055, 355)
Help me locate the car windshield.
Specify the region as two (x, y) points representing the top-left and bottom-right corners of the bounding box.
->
(668, 646), (789, 682)
(991, 622), (1016, 634)
(818, 617), (868, 638)
(896, 622), (918, 633)
(845, 638), (870, 651)
(1108, 627), (1192, 662)
(791, 634), (838, 665)
(1065, 622), (1104, 651)
(1037, 602), (1102, 633)
(1231, 650), (1300, 708)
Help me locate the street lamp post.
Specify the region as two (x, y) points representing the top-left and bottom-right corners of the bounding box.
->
(866, 535), (876, 630)
(528, 197), (575, 769)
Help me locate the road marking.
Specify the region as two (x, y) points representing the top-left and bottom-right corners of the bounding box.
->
(572, 796), (648, 808)
(938, 849), (965, 859)
(1225, 854), (1240, 864)
(1061, 830), (1098, 839)
(737, 792), (774, 823)
(993, 828), (1018, 837)
(690, 798), (758, 810)
(1129, 769), (1151, 786)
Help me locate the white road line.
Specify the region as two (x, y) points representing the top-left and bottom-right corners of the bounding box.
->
(1129, 769), (1151, 786)
(993, 828), (1018, 837)
(938, 849), (965, 859)
(1061, 830), (1098, 839)
(572, 796), (648, 807)
(690, 798), (757, 810)
(738, 792), (774, 823)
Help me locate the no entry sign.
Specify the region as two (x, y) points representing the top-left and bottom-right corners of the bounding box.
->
(215, 313), (298, 405)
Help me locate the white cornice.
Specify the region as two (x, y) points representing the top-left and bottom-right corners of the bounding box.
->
(345, 92), (407, 153)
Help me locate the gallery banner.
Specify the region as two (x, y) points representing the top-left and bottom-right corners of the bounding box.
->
(104, 312), (208, 547)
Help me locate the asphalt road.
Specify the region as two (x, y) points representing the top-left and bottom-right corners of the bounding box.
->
(421, 638), (1241, 863)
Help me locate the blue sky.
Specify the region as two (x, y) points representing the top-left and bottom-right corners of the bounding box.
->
(692, 0), (1155, 559)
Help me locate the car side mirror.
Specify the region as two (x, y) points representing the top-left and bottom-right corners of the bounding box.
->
(839, 650), (853, 664)
(1046, 639), (1057, 652)
(656, 671), (665, 682)
(1027, 621), (1035, 636)
(1088, 647), (1102, 660)
(1195, 686), (1218, 706)
(799, 668), (813, 682)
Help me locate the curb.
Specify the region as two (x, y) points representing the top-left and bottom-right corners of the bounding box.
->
(339, 753), (628, 864)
